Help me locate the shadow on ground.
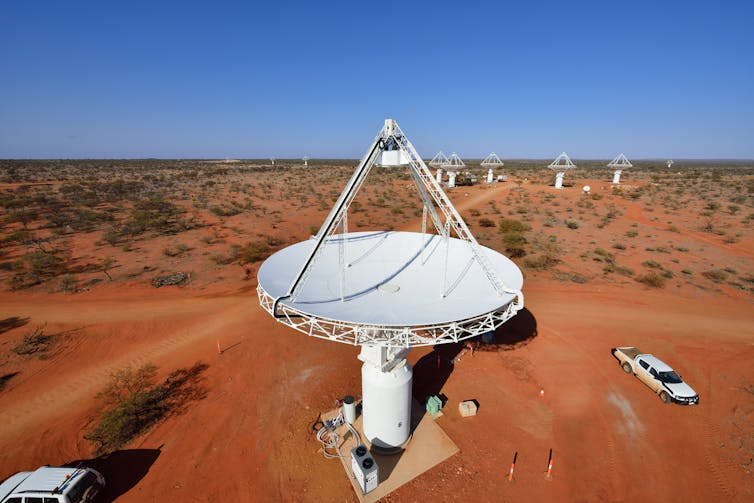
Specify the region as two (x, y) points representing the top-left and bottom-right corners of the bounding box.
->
(412, 307), (538, 403)
(477, 307), (538, 351)
(0, 316), (30, 335)
(65, 448), (161, 502)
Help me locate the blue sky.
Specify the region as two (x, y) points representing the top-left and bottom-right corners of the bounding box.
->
(1, 1), (753, 159)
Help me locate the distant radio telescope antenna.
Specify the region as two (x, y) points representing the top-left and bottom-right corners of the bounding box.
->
(442, 152), (465, 188)
(548, 152), (576, 189)
(303, 156), (310, 167)
(270, 157), (276, 166)
(429, 151), (449, 167)
(667, 159), (674, 168)
(607, 153), (631, 184)
(258, 119), (524, 453)
(481, 152), (504, 183)
(429, 151), (449, 184)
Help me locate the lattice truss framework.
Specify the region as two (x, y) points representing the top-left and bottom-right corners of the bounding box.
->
(429, 151), (449, 167)
(607, 153), (632, 169)
(282, 120), (517, 301)
(481, 152), (504, 167)
(442, 152), (465, 170)
(259, 284), (523, 347)
(548, 152), (576, 171)
(262, 119), (524, 346)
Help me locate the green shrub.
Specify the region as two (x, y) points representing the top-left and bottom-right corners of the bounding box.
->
(85, 362), (208, 455)
(498, 218), (530, 234)
(565, 219), (580, 229)
(240, 240), (271, 264)
(522, 254), (559, 271)
(478, 218), (495, 228)
(502, 232), (527, 258)
(616, 266), (634, 277)
(209, 205), (241, 217)
(58, 274), (78, 293)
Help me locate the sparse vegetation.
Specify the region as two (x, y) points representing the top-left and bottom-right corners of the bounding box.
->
(85, 362), (208, 455)
(636, 272), (666, 288)
(702, 269), (728, 283)
(12, 324), (51, 355)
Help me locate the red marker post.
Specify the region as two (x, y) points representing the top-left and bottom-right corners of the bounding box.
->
(217, 339), (222, 355)
(508, 451), (517, 482)
(545, 448), (553, 480)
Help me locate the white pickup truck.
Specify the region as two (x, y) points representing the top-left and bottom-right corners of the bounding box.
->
(0, 466), (105, 503)
(611, 347), (699, 405)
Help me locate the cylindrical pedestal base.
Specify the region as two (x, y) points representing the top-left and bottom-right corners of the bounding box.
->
(361, 359), (413, 451)
(612, 170), (622, 184)
(554, 172), (565, 189)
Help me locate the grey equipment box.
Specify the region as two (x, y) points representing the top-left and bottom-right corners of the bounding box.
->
(350, 444), (379, 494)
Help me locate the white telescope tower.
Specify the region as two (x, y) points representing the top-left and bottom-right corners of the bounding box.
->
(548, 152), (576, 189)
(608, 153), (632, 184)
(481, 152), (504, 183)
(443, 152), (465, 188)
(429, 151), (449, 184)
(258, 119), (524, 452)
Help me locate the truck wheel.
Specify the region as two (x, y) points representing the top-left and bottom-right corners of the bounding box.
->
(659, 391), (671, 404)
(621, 362), (632, 374)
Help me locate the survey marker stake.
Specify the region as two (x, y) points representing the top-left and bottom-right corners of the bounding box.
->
(508, 451), (518, 482)
(545, 448), (553, 480)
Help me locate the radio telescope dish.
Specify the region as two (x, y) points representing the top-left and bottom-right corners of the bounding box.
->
(258, 119), (524, 451)
(481, 152), (504, 168)
(607, 153), (631, 184)
(548, 152), (576, 189)
(443, 152), (465, 171)
(303, 156), (310, 167)
(429, 151), (449, 167)
(481, 153), (504, 183)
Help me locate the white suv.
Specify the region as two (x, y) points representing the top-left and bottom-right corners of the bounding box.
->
(0, 467), (105, 503)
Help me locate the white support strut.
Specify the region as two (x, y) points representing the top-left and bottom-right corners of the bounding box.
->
(279, 119), (519, 306)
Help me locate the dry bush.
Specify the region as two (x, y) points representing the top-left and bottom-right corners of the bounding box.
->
(702, 269), (728, 283)
(13, 324), (51, 355)
(635, 272), (666, 288)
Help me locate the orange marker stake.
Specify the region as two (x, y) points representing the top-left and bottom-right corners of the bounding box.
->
(545, 448), (553, 480)
(508, 451), (517, 482)
(217, 339), (222, 355)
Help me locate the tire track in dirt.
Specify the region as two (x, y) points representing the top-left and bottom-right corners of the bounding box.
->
(543, 325), (627, 498)
(699, 358), (738, 500)
(0, 301), (248, 445)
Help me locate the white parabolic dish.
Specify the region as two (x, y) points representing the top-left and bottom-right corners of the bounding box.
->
(258, 231), (523, 327)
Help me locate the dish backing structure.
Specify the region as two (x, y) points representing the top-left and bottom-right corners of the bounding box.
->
(258, 119), (524, 451)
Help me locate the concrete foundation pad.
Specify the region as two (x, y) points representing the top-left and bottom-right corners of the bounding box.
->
(324, 400), (459, 502)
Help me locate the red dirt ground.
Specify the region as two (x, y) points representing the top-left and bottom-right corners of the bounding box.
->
(1, 171), (752, 502)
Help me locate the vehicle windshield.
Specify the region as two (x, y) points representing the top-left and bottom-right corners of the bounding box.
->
(658, 371), (682, 383)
